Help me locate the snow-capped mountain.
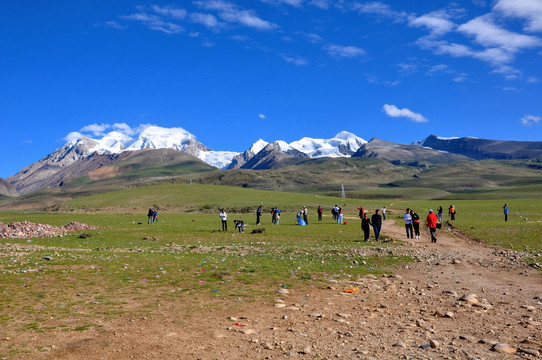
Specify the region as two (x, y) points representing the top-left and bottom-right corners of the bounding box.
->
(289, 131), (366, 158)
(228, 131), (366, 169)
(4, 126), (367, 194)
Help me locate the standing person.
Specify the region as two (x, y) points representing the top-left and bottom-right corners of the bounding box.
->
(426, 209), (438, 243)
(219, 209), (228, 231)
(317, 206), (323, 222)
(437, 206), (443, 222)
(503, 203), (509, 222)
(332, 205), (338, 221)
(404, 208), (413, 239)
(371, 209), (382, 241)
(337, 206), (344, 224)
(273, 207), (281, 225)
(154, 210), (158, 223)
(382, 207), (387, 220)
(271, 207), (276, 224)
(147, 208), (155, 224)
(361, 212), (371, 242)
(449, 205), (456, 221)
(411, 210), (420, 239)
(256, 205), (262, 225)
(302, 206), (308, 225)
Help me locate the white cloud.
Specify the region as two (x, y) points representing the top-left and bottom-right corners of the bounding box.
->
(64, 131), (84, 142)
(121, 12), (184, 34)
(352, 2), (408, 21)
(494, 0), (542, 32)
(258, 114), (266, 119)
(194, 1), (278, 30)
(457, 15), (542, 52)
(104, 21), (125, 29)
(151, 5), (187, 19)
(309, 0), (330, 9)
(325, 44), (366, 58)
(189, 13), (223, 29)
(281, 54), (308, 65)
(383, 104), (428, 123)
(261, 0), (304, 7)
(80, 123), (111, 135)
(521, 115), (541, 126)
(409, 10), (456, 37)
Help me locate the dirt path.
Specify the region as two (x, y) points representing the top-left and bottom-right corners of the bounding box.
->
(8, 218), (542, 359)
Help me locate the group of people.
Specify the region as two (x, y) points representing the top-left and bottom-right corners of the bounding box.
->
(147, 208), (158, 224)
(331, 205), (344, 224)
(360, 208), (383, 242)
(219, 208), (245, 232)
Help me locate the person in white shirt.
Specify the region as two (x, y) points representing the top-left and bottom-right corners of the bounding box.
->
(404, 208), (413, 239)
(219, 209), (228, 231)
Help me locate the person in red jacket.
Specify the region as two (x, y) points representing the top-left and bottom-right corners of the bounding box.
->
(426, 209), (438, 243)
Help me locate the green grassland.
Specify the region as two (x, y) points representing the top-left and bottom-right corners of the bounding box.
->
(0, 185), (406, 348)
(1, 157), (541, 356)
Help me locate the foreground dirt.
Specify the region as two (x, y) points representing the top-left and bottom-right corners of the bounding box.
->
(3, 218), (542, 360)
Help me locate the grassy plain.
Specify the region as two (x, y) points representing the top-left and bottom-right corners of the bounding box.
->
(1, 180), (541, 357)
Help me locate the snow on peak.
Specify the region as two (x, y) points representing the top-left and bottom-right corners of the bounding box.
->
(126, 126), (195, 151)
(288, 132), (367, 158)
(249, 139), (269, 154)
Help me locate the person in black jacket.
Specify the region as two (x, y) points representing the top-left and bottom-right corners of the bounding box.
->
(361, 212), (371, 242)
(371, 209), (382, 241)
(147, 208), (155, 224)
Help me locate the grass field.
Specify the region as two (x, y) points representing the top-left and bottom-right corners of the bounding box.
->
(0, 186), (407, 350)
(1, 182), (541, 358)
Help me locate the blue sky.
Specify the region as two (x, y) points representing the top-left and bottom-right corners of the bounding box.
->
(1, 0), (541, 178)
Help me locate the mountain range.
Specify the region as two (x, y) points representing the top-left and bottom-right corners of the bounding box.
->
(2, 126), (542, 196)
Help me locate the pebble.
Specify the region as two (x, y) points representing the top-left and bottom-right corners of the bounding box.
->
(392, 341), (406, 348)
(518, 348), (540, 356)
(429, 339), (439, 349)
(491, 343), (516, 353)
(460, 293), (479, 304)
(277, 288), (289, 294)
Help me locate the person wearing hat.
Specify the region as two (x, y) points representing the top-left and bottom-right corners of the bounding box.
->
(426, 209), (438, 243)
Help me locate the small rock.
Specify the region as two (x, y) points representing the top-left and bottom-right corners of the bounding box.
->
(459, 293), (479, 304)
(429, 339), (439, 349)
(518, 348), (540, 357)
(302, 346), (311, 354)
(261, 342), (273, 350)
(240, 329), (255, 335)
(491, 343), (516, 354)
(392, 341), (406, 348)
(277, 288), (289, 294)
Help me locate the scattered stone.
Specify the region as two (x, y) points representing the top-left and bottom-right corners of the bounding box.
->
(491, 343), (516, 354)
(459, 335), (475, 342)
(518, 348), (540, 357)
(309, 313), (324, 319)
(429, 339), (439, 349)
(301, 346), (311, 354)
(392, 341), (406, 348)
(277, 288), (289, 294)
(459, 293), (479, 304)
(261, 342), (273, 350)
(240, 329), (255, 335)
(274, 303), (287, 308)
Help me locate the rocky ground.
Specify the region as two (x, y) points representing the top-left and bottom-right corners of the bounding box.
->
(0, 221), (97, 239)
(3, 218), (542, 359)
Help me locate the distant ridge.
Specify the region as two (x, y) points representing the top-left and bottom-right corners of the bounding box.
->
(353, 138), (470, 166)
(2, 127), (542, 197)
(418, 135), (542, 160)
